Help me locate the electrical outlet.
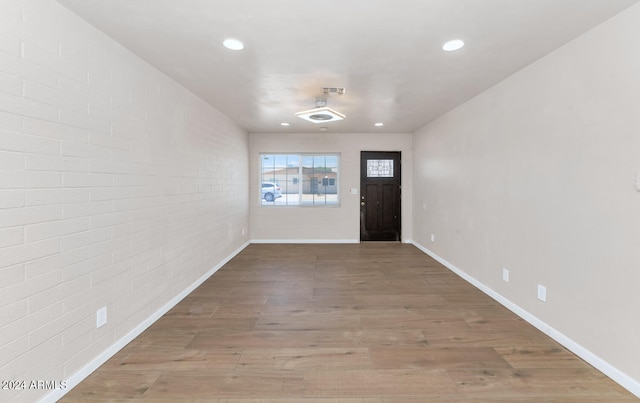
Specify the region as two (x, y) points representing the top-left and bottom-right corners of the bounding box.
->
(96, 307), (107, 328)
(241, 228), (246, 236)
(430, 234), (435, 242)
(502, 268), (509, 282)
(537, 285), (547, 302)
(635, 172), (640, 191)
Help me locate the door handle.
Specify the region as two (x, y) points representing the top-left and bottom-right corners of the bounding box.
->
(361, 202), (365, 206)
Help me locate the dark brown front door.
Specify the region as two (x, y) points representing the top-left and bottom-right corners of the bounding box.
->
(360, 151), (401, 241)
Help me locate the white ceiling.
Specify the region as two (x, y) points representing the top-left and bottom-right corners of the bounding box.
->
(57, 0), (638, 134)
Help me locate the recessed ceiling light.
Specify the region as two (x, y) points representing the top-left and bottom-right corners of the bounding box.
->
(280, 122), (290, 126)
(442, 39), (464, 52)
(223, 38), (244, 51)
(374, 122), (384, 127)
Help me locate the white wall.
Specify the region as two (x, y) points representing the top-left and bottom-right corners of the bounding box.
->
(249, 132), (413, 242)
(413, 3), (640, 394)
(0, 1), (249, 402)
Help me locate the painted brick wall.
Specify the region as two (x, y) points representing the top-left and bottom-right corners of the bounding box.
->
(0, 1), (249, 401)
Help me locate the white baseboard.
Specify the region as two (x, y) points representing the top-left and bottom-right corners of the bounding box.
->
(41, 241), (251, 403)
(409, 240), (640, 399)
(251, 239), (359, 244)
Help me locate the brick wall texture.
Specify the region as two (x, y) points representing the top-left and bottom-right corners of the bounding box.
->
(0, 1), (249, 401)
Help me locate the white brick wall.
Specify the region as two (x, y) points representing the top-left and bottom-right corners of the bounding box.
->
(0, 1), (249, 402)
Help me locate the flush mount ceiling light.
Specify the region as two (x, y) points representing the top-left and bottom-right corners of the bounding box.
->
(296, 106), (345, 123)
(296, 89), (346, 124)
(442, 39), (464, 51)
(223, 38), (244, 50)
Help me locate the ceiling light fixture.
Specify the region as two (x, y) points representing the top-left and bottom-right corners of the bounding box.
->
(296, 106), (345, 123)
(296, 90), (346, 124)
(223, 38), (244, 50)
(374, 122), (384, 127)
(280, 122), (290, 126)
(442, 39), (464, 51)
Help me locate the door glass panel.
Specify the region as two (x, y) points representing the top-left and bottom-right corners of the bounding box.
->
(367, 159), (394, 177)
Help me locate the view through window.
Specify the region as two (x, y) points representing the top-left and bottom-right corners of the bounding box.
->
(260, 154), (340, 206)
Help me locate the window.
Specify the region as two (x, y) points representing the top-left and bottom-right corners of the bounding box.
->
(367, 159), (394, 177)
(322, 177), (335, 186)
(260, 153), (339, 206)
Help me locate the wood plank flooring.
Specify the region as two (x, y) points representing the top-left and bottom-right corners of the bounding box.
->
(60, 243), (636, 402)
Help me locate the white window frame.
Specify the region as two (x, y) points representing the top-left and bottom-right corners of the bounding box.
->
(260, 153), (340, 207)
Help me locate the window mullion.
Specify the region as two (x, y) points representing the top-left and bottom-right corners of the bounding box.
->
(298, 161), (302, 204)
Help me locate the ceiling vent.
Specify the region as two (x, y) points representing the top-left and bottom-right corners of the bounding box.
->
(323, 87), (346, 95)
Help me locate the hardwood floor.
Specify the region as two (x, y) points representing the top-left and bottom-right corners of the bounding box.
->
(61, 243), (636, 402)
